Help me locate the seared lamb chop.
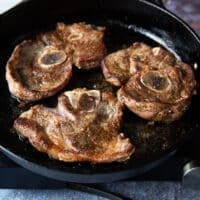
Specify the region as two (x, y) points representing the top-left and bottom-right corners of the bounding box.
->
(101, 42), (176, 87)
(117, 62), (196, 122)
(102, 42), (196, 122)
(57, 22), (106, 69)
(6, 32), (72, 102)
(6, 22), (106, 101)
(14, 89), (134, 163)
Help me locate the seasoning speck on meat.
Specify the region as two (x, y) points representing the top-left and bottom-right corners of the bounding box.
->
(6, 22), (106, 102)
(14, 89), (134, 163)
(114, 43), (196, 122)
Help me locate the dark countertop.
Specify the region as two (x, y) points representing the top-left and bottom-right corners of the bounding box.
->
(1, 0), (200, 199)
(0, 182), (200, 200)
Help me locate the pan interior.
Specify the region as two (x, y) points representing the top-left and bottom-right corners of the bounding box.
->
(0, 16), (199, 175)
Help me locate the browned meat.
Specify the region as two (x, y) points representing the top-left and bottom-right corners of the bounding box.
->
(6, 32), (72, 102)
(57, 22), (106, 69)
(117, 62), (196, 122)
(6, 22), (106, 101)
(102, 42), (196, 122)
(14, 89), (134, 163)
(102, 42), (176, 87)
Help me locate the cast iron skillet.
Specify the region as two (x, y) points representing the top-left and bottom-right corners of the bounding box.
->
(0, 0), (200, 183)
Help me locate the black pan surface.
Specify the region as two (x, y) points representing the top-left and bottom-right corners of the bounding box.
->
(0, 0), (200, 183)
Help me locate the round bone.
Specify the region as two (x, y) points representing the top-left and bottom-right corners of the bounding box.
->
(140, 71), (171, 93)
(36, 46), (67, 69)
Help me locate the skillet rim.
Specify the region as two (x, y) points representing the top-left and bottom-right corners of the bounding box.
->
(0, 0), (200, 183)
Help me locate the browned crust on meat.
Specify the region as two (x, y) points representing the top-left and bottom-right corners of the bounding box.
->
(117, 87), (190, 122)
(14, 90), (135, 163)
(101, 42), (178, 87)
(6, 22), (106, 102)
(6, 37), (72, 102)
(102, 42), (196, 122)
(101, 48), (131, 86)
(117, 62), (196, 122)
(56, 22), (106, 69)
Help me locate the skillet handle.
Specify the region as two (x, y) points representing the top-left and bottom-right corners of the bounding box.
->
(182, 160), (200, 189)
(147, 0), (165, 7)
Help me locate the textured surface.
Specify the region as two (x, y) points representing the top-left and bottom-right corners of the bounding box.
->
(0, 182), (200, 200)
(164, 0), (200, 33)
(1, 0), (200, 199)
(0, 189), (106, 200)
